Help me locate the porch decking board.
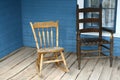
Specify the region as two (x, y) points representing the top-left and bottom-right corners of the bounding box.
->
(0, 47), (120, 80)
(31, 53), (71, 80)
(60, 58), (88, 80)
(0, 47), (35, 75)
(89, 58), (106, 80)
(98, 59), (114, 80)
(76, 58), (99, 80)
(11, 51), (69, 80)
(0, 47), (36, 80)
(110, 57), (120, 80)
(25, 52), (71, 80)
(45, 53), (76, 80)
(0, 47), (26, 68)
(0, 47), (24, 62)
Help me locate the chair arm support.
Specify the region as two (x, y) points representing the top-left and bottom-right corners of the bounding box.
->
(102, 27), (114, 42)
(102, 27), (114, 34)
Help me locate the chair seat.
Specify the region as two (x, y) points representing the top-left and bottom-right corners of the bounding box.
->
(37, 47), (64, 53)
(81, 38), (110, 46)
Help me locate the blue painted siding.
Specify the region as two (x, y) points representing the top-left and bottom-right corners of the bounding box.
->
(0, 0), (23, 58)
(114, 37), (120, 56)
(22, 0), (120, 56)
(22, 0), (77, 52)
(0, 0), (120, 59)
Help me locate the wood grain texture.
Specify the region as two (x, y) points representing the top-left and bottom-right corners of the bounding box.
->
(0, 47), (120, 80)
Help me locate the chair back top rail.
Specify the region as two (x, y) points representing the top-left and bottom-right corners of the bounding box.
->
(30, 21), (59, 49)
(33, 21), (58, 28)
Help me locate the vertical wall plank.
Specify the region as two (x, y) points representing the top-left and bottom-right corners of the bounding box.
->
(0, 0), (23, 58)
(22, 0), (76, 52)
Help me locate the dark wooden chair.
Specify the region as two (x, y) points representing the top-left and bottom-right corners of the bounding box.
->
(76, 4), (114, 69)
(30, 21), (69, 76)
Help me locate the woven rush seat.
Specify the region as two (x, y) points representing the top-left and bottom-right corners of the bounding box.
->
(37, 47), (64, 53)
(81, 38), (110, 46)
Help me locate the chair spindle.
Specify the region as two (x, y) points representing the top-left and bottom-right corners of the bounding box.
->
(46, 28), (50, 47)
(51, 28), (53, 47)
(42, 29), (46, 47)
(38, 29), (42, 48)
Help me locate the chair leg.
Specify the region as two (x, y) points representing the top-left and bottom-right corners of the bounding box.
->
(76, 36), (81, 70)
(110, 45), (113, 67)
(54, 53), (60, 66)
(110, 46), (113, 67)
(36, 54), (41, 74)
(110, 55), (113, 67)
(77, 53), (81, 70)
(60, 52), (69, 72)
(98, 44), (102, 56)
(110, 34), (113, 67)
(36, 58), (40, 72)
(38, 54), (43, 76)
(77, 43), (81, 70)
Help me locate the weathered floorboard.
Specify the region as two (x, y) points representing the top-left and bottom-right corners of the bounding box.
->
(89, 58), (106, 80)
(60, 59), (88, 80)
(0, 47), (120, 80)
(0, 47), (35, 75)
(110, 57), (120, 80)
(31, 52), (70, 80)
(76, 58), (98, 80)
(98, 58), (114, 80)
(45, 53), (75, 80)
(0, 47), (36, 80)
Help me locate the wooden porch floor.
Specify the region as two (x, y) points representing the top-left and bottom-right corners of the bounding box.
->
(0, 47), (120, 80)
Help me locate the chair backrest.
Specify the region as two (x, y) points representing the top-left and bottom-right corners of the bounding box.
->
(76, 5), (102, 38)
(30, 21), (59, 49)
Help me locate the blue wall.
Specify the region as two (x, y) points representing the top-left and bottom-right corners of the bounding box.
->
(22, 0), (120, 56)
(0, 0), (23, 58)
(0, 0), (119, 59)
(22, 0), (77, 52)
(113, 37), (120, 56)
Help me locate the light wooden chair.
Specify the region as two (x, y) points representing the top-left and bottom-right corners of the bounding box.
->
(30, 21), (69, 76)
